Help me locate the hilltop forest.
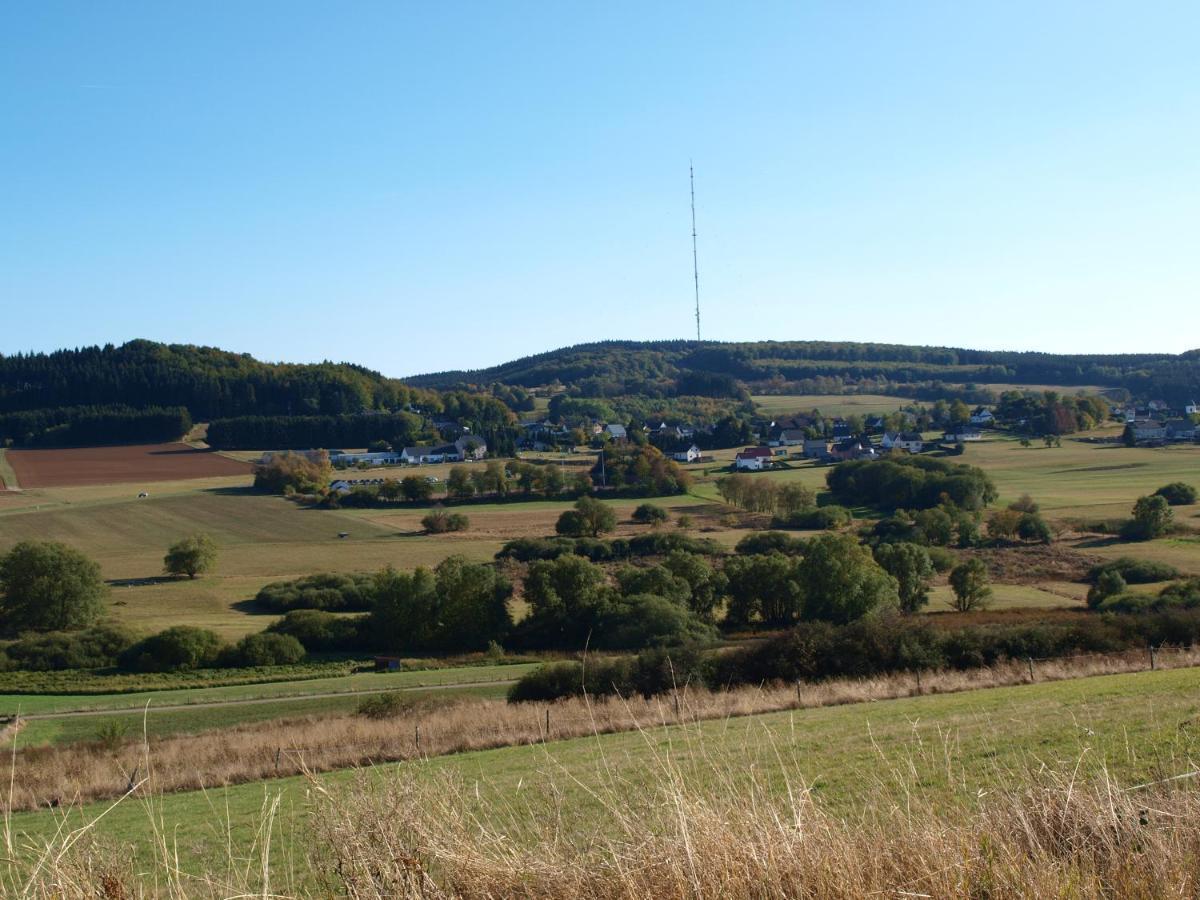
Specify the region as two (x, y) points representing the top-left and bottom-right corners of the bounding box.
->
(2, 338), (1198, 448)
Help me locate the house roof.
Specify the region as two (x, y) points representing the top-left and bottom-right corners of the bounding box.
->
(605, 424), (627, 437)
(736, 447), (773, 459)
(899, 432), (924, 442)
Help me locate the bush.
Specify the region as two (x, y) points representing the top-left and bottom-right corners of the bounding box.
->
(926, 546), (957, 573)
(0, 541), (108, 634)
(496, 537), (576, 562)
(598, 594), (718, 649)
(119, 626), (226, 672)
(773, 506), (851, 530)
(255, 572), (377, 612)
(506, 661), (588, 703)
(1155, 482), (1198, 506)
(1087, 557), (1180, 585)
(735, 531), (806, 556)
(631, 503), (669, 525)
(1087, 569), (1128, 609)
(356, 692), (412, 719)
(223, 632), (306, 667)
(422, 508), (469, 533)
(4, 625), (136, 671)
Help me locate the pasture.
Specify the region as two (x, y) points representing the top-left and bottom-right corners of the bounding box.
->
(10, 664), (1200, 884)
(5, 442), (250, 488)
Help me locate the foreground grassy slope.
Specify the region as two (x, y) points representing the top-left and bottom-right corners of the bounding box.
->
(11, 665), (1200, 879)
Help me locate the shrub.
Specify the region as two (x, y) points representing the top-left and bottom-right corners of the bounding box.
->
(119, 626), (226, 672)
(735, 531), (806, 556)
(422, 507), (469, 534)
(1016, 513), (1053, 544)
(873, 542), (934, 614)
(1155, 482), (1198, 506)
(631, 503), (668, 525)
(496, 537), (576, 562)
(1087, 569), (1128, 609)
(506, 661), (588, 703)
(926, 546), (957, 573)
(356, 692), (412, 719)
(773, 506), (851, 530)
(1087, 557), (1180, 585)
(598, 594), (717, 649)
(223, 632), (306, 667)
(255, 572), (377, 612)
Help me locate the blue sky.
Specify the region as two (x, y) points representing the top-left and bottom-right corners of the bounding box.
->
(3, 2), (1198, 377)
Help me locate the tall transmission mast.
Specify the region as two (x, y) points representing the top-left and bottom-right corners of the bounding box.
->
(690, 162), (701, 341)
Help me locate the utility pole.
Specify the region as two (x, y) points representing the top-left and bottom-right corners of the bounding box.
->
(690, 162), (701, 342)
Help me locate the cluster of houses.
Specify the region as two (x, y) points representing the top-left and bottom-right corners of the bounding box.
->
(735, 424), (986, 471)
(328, 435), (487, 468)
(1126, 417), (1198, 445)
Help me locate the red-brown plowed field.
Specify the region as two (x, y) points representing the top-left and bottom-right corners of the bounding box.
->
(6, 443), (251, 488)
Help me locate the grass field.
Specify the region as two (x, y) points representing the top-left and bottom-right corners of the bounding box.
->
(750, 393), (911, 417)
(10, 664), (1200, 883)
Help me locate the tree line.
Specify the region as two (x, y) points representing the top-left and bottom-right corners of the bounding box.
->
(0, 404), (192, 447)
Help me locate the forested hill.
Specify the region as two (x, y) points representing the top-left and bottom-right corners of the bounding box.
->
(408, 340), (1200, 402)
(0, 340), (427, 418)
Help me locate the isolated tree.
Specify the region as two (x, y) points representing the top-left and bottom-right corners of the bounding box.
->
(0, 541), (107, 633)
(1123, 494), (1174, 541)
(556, 496), (617, 538)
(422, 507), (469, 533)
(873, 542), (934, 614)
(400, 475), (434, 501)
(163, 533), (218, 579)
(949, 558), (992, 612)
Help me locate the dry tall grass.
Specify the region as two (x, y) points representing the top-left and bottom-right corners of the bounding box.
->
(8, 646), (1198, 815)
(7, 715), (1200, 898)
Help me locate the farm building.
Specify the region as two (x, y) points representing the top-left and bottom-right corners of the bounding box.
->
(1165, 420), (1197, 442)
(942, 428), (982, 442)
(830, 439), (877, 461)
(1129, 420), (1167, 443)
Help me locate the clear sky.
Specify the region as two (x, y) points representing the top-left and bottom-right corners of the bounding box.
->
(3, 2), (1198, 377)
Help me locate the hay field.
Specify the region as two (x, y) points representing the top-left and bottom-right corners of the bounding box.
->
(751, 393), (910, 417)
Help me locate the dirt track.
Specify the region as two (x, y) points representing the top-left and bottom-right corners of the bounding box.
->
(6, 442), (251, 488)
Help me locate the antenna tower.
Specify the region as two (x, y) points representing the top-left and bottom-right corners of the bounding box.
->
(690, 163), (701, 341)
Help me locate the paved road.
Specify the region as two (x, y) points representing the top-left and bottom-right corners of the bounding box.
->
(12, 678), (519, 721)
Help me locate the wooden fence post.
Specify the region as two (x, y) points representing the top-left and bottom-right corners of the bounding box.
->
(796, 680), (802, 704)
(1150, 646), (1157, 671)
(274, 747), (281, 774)
(1027, 658), (1035, 682)
(415, 723), (421, 750)
(915, 669), (922, 693)
(545, 707), (550, 737)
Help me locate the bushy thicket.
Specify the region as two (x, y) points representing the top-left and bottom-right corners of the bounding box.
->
(1087, 557), (1181, 585)
(772, 505), (851, 530)
(509, 609), (1200, 702)
(1154, 482), (1198, 506)
(591, 444), (690, 495)
(496, 532), (723, 563)
(826, 456), (997, 512)
(1, 625), (136, 671)
(255, 572), (378, 613)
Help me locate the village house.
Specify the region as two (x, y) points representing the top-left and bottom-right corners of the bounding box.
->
(673, 444), (702, 463)
(734, 446), (773, 471)
(1186, 401), (1199, 416)
(1165, 419), (1197, 442)
(881, 431), (924, 453)
(768, 428), (807, 448)
(329, 450), (404, 467)
(802, 438), (831, 460)
(942, 428), (983, 442)
(603, 423), (627, 442)
(830, 438), (877, 461)
(1129, 419), (1167, 444)
(969, 407), (996, 426)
